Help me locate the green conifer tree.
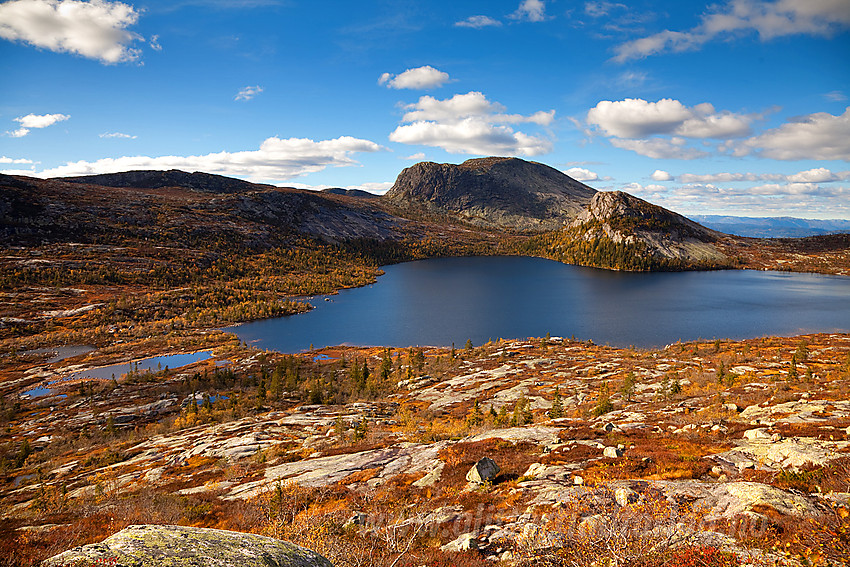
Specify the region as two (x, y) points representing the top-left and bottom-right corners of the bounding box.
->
(550, 386), (564, 418)
(621, 372), (636, 402)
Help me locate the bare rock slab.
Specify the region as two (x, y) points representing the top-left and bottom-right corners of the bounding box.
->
(42, 524), (333, 567)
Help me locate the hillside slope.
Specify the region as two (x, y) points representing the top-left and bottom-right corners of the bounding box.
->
(0, 173), (404, 246)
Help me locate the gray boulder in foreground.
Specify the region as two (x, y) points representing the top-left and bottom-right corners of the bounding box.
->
(42, 524), (333, 567)
(466, 457), (500, 484)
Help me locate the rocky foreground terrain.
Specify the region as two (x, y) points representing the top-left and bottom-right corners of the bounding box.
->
(1, 161), (849, 566)
(2, 332), (849, 566)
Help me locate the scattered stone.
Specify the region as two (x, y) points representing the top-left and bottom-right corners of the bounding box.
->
(614, 487), (637, 507)
(344, 512), (367, 528)
(714, 437), (850, 471)
(602, 446), (623, 458)
(467, 457), (500, 485)
(441, 532), (478, 552)
(743, 428), (772, 441)
(573, 475), (584, 485)
(42, 524), (333, 567)
(412, 461), (444, 487)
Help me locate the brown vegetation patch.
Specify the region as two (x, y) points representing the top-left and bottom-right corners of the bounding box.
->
(438, 438), (539, 487)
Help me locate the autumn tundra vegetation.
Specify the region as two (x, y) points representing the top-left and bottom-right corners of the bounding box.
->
(2, 332), (850, 566)
(1, 168), (849, 566)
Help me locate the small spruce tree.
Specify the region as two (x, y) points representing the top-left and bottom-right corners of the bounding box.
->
(621, 371), (636, 402)
(592, 381), (613, 417)
(550, 386), (564, 418)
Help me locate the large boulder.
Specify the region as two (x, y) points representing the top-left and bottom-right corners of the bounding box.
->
(42, 524), (333, 567)
(466, 457), (501, 485)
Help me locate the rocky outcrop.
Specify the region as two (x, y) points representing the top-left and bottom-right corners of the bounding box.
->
(42, 524), (333, 567)
(567, 191), (728, 266)
(384, 157), (596, 231)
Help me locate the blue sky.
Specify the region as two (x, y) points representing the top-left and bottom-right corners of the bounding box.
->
(1, 0), (849, 218)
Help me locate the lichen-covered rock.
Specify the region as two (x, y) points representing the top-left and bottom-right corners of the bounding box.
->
(602, 446), (623, 458)
(41, 524), (333, 567)
(441, 532), (479, 552)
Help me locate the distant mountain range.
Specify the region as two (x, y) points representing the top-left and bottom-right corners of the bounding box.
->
(690, 215), (850, 238)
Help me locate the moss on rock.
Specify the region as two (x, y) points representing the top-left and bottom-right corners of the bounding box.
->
(42, 524), (333, 567)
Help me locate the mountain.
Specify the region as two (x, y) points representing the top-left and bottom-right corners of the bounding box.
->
(0, 173), (403, 246)
(689, 215), (850, 238)
(384, 157), (596, 231)
(58, 169), (268, 194)
(321, 188), (379, 199)
(533, 191), (729, 270)
(2, 161), (844, 276)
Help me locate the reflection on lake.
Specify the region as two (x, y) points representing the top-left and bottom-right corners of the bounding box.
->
(60, 351), (215, 382)
(23, 351), (216, 398)
(227, 256), (850, 352)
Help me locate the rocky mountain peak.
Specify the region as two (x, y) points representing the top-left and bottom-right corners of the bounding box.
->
(384, 157), (596, 231)
(573, 191), (719, 240)
(566, 190), (727, 265)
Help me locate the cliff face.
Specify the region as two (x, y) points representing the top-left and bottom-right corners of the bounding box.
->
(569, 191), (728, 265)
(384, 157), (596, 231)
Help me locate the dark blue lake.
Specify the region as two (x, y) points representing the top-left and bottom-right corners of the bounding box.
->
(227, 256), (850, 351)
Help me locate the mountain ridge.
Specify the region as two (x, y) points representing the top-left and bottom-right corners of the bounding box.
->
(690, 214), (850, 238)
(2, 158), (846, 276)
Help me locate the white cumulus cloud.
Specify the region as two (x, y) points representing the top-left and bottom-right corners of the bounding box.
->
(735, 107), (850, 160)
(587, 98), (752, 139)
(676, 167), (848, 184)
(5, 136), (385, 183)
(651, 169), (673, 181)
(378, 66), (450, 90)
(512, 0), (547, 22)
(389, 91), (554, 156)
(614, 0), (850, 62)
(786, 167), (840, 183)
(608, 137), (710, 160)
(7, 112), (69, 137)
(235, 85), (263, 101)
(0, 0), (144, 64)
(454, 15), (502, 28)
(0, 156), (33, 164)
(564, 167), (599, 182)
(586, 98), (759, 159)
